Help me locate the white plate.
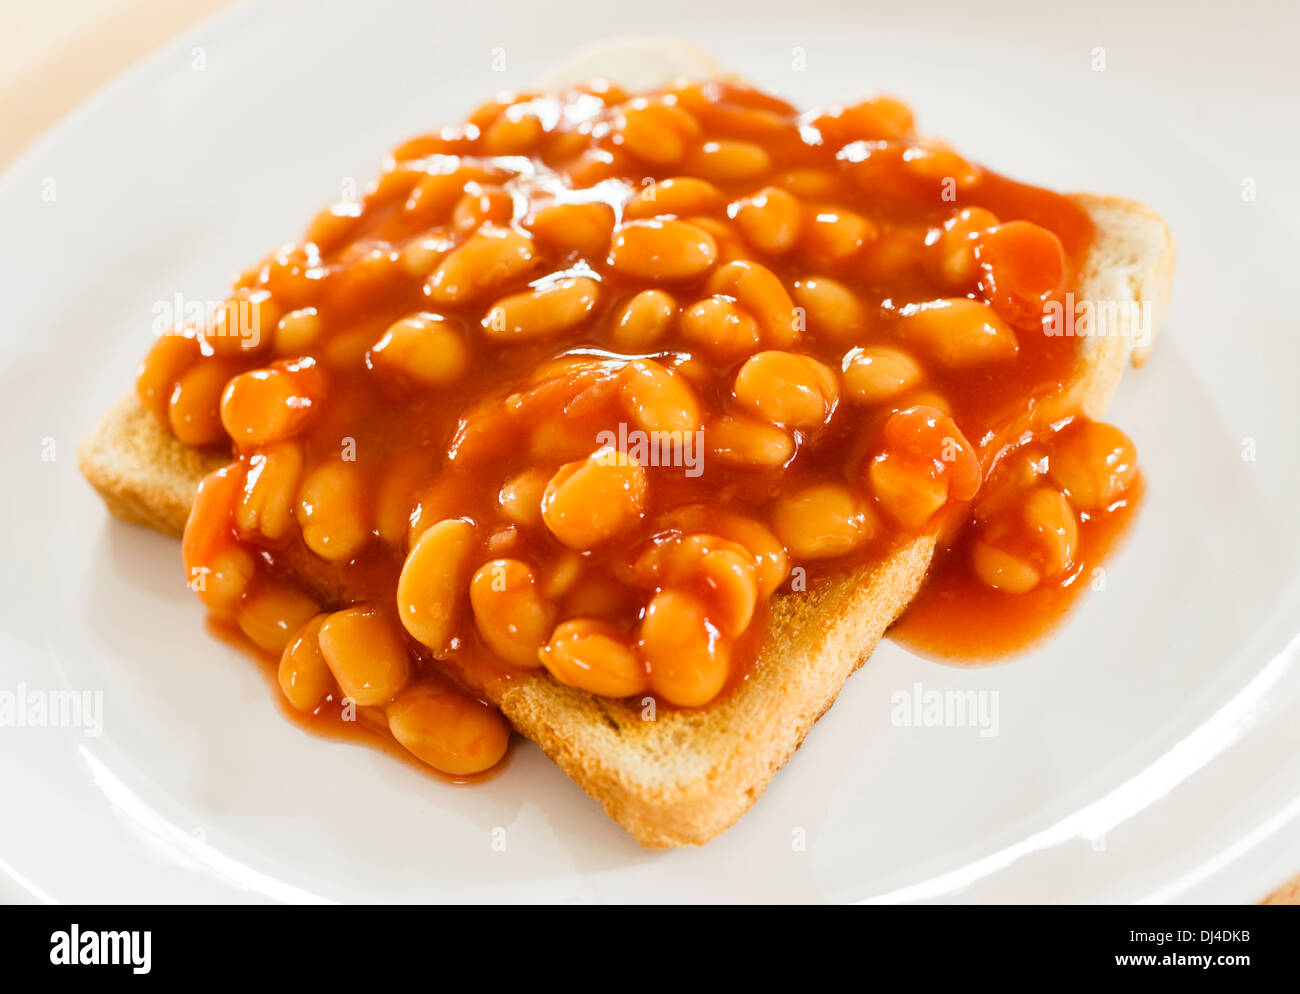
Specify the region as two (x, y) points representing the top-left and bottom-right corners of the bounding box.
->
(2, 0), (1299, 903)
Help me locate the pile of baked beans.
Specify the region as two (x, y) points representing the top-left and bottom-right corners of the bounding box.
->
(138, 79), (1139, 776)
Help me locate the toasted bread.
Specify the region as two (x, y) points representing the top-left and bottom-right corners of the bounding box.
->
(78, 41), (1175, 847)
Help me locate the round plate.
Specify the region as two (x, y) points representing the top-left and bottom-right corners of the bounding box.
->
(2, 0), (1298, 902)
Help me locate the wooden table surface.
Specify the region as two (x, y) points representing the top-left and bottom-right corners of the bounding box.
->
(2, 0), (1295, 905)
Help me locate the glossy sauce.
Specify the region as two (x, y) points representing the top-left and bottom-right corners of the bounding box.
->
(143, 79), (1146, 777)
(206, 616), (510, 784)
(892, 479), (1143, 661)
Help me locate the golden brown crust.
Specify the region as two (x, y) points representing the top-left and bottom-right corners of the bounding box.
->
(77, 393), (227, 538)
(75, 55), (1175, 847)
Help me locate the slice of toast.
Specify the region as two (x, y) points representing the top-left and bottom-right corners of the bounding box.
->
(79, 41), (1175, 847)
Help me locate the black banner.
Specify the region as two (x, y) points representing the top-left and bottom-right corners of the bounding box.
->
(0, 905), (1294, 981)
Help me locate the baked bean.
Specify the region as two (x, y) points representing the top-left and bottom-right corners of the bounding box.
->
(235, 440), (304, 545)
(842, 346), (923, 405)
(326, 248), (407, 318)
(615, 99), (702, 165)
(925, 207), (999, 290)
(277, 614), (334, 711)
(1048, 421), (1138, 510)
(373, 455), (432, 548)
(733, 350), (839, 427)
(426, 225), (538, 305)
(564, 147), (635, 186)
(868, 95), (915, 132)
(867, 449), (949, 534)
(775, 168), (848, 200)
(481, 107), (546, 155)
(900, 145), (980, 189)
(399, 232), (456, 278)
(624, 177), (725, 220)
(671, 355), (714, 392)
(609, 289), (676, 350)
(792, 276), (869, 343)
(684, 215), (751, 264)
(296, 458), (369, 562)
(526, 201), (614, 256)
(542, 549), (584, 600)
(730, 186), (803, 255)
(485, 524), (521, 557)
(971, 486), (1078, 593)
(261, 243), (324, 308)
(304, 202), (363, 254)
(658, 504), (790, 597)
(811, 100), (908, 145)
(390, 124), (477, 161)
(708, 415), (794, 468)
(681, 296), (762, 357)
(867, 405), (981, 531)
(858, 226), (926, 284)
(497, 468), (550, 529)
(541, 447), (648, 549)
(771, 482), (875, 559)
(608, 219), (718, 281)
(220, 358), (323, 447)
(182, 467), (255, 613)
(403, 171), (476, 228)
(386, 679), (511, 776)
(193, 544), (256, 615)
(273, 307), (323, 356)
(1020, 485), (1080, 575)
(469, 559), (555, 668)
(366, 165), (424, 207)
(466, 93), (519, 129)
(169, 358), (237, 447)
(137, 328), (200, 422)
(237, 582), (321, 654)
(801, 207), (876, 267)
(371, 312), (470, 387)
(482, 276), (600, 341)
(970, 541), (1041, 594)
(321, 330), (373, 370)
(846, 140), (976, 203)
(706, 259), (800, 347)
(205, 289), (279, 357)
(528, 417), (606, 466)
(639, 590), (729, 707)
(540, 619), (648, 697)
(619, 359), (702, 434)
(560, 567), (637, 620)
(975, 220), (1067, 329)
(894, 298), (1019, 367)
(691, 98), (794, 140)
(634, 533), (758, 635)
(317, 605), (411, 706)
(451, 185), (515, 233)
(396, 517), (477, 654)
(974, 444), (1048, 521)
(684, 140), (771, 183)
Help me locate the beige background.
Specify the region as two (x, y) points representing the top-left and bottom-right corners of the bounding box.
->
(2, 0), (1295, 905)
